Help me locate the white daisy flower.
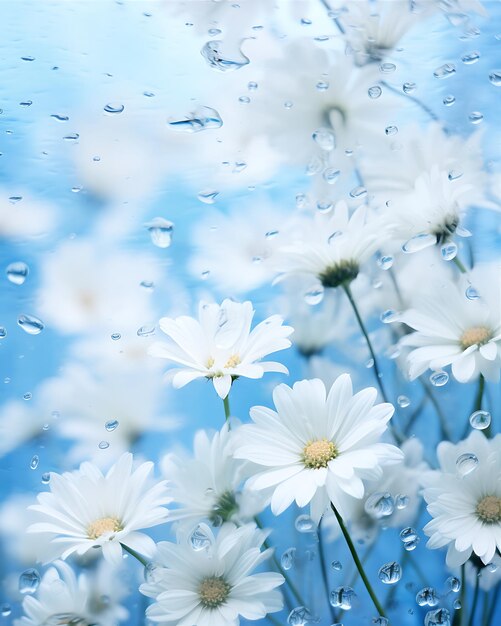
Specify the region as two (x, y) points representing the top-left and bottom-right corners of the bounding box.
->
(422, 431), (501, 567)
(140, 522), (284, 626)
(14, 560), (128, 626)
(234, 376), (403, 521)
(28, 453), (170, 565)
(149, 299), (293, 399)
(161, 423), (267, 528)
(398, 268), (501, 382)
(276, 202), (383, 290)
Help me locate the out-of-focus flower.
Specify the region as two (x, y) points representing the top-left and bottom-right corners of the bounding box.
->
(28, 453), (170, 565)
(234, 376), (402, 521)
(140, 522), (283, 625)
(14, 560), (128, 626)
(0, 192), (55, 240)
(149, 299), (293, 399)
(423, 431), (501, 567)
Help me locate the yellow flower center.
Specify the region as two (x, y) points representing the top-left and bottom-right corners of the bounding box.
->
(476, 496), (501, 524)
(302, 439), (338, 469)
(87, 517), (123, 540)
(460, 326), (492, 350)
(206, 357), (215, 368)
(224, 354), (241, 369)
(198, 576), (231, 608)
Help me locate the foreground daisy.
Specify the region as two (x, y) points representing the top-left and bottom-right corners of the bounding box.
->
(397, 269), (501, 382)
(234, 376), (403, 520)
(140, 522), (284, 625)
(149, 299), (293, 399)
(28, 453), (170, 564)
(423, 431), (501, 567)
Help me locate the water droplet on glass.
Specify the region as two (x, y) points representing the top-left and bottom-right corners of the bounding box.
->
(189, 524), (213, 551)
(456, 452), (478, 477)
(144, 562), (163, 583)
(349, 186), (367, 199)
(403, 82), (416, 93)
(295, 514), (315, 533)
(0, 327), (6, 339)
(51, 114), (69, 122)
(380, 62), (396, 73)
(469, 410), (491, 430)
(400, 527), (419, 550)
(331, 560), (342, 571)
(488, 71), (501, 86)
(440, 242), (458, 261)
(105, 420), (119, 432)
(469, 111), (483, 124)
(287, 606), (315, 626)
(1, 605), (11, 617)
(137, 325), (155, 337)
(416, 587), (439, 607)
(443, 94), (456, 106)
(434, 63), (456, 79)
(396, 494), (409, 510)
(453, 599), (461, 610)
(110, 333), (121, 341)
(103, 103), (124, 114)
(330, 587), (356, 610)
(364, 492), (395, 519)
(238, 96), (250, 104)
(98, 441), (110, 449)
(296, 193), (309, 209)
(397, 395), (411, 408)
(377, 255), (394, 270)
(281, 547), (296, 570)
(312, 128), (336, 151)
(380, 309), (400, 324)
(19, 569), (41, 594)
(168, 106), (223, 132)
(461, 51), (480, 64)
(372, 618), (389, 626)
(429, 370), (449, 387)
(385, 125), (398, 136)
(402, 232), (437, 253)
(368, 86), (382, 99)
(323, 168), (341, 185)
(316, 81), (329, 91)
(30, 455), (39, 470)
(5, 261), (28, 285)
(140, 280), (155, 291)
(486, 562), (498, 573)
(465, 285), (480, 300)
(424, 608), (450, 626)
(248, 81), (258, 90)
(378, 561), (402, 584)
(145, 217), (174, 248)
(23, 392), (32, 401)
(17, 314), (44, 335)
(304, 285), (324, 306)
(197, 190), (219, 204)
(41, 472), (50, 484)
(201, 40), (250, 72)
(447, 576), (461, 593)
(448, 170), (463, 181)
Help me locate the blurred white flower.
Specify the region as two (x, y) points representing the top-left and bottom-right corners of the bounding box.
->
(28, 453), (170, 565)
(423, 431), (501, 567)
(14, 560), (128, 626)
(0, 192), (55, 240)
(398, 266), (501, 382)
(465, 554), (501, 592)
(234, 376), (402, 521)
(37, 240), (159, 335)
(140, 522), (283, 625)
(149, 299), (293, 399)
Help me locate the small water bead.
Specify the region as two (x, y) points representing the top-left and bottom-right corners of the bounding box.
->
(0, 327), (6, 339)
(316, 81), (329, 91)
(248, 81), (258, 90)
(295, 514), (316, 533)
(284, 101), (293, 109)
(380, 309), (400, 324)
(397, 395), (411, 408)
(6, 261), (29, 284)
(280, 547), (296, 570)
(190, 524), (213, 551)
(304, 285), (325, 306)
(323, 168), (341, 185)
(168, 106), (223, 132)
(456, 452), (478, 477)
(98, 441), (110, 449)
(489, 71), (501, 86)
(434, 63), (456, 79)
(469, 111), (483, 124)
(238, 96), (250, 104)
(349, 186), (367, 199)
(396, 494), (409, 510)
(448, 170), (463, 181)
(316, 201), (333, 213)
(378, 561), (402, 584)
(465, 285), (480, 300)
(402, 232), (437, 253)
(429, 370), (449, 387)
(377, 255), (394, 270)
(287, 606), (315, 626)
(365, 358), (375, 369)
(440, 242), (458, 261)
(312, 128), (336, 151)
(1, 604), (11, 617)
(30, 455), (39, 469)
(105, 420), (119, 432)
(41, 472), (50, 484)
(201, 40), (250, 72)
(103, 103), (124, 114)
(137, 325), (155, 337)
(385, 125), (398, 136)
(327, 231), (342, 244)
(17, 314), (44, 335)
(368, 85), (382, 98)
(364, 492), (394, 519)
(23, 392), (32, 400)
(19, 568), (41, 594)
(400, 527), (419, 551)
(452, 599), (461, 610)
(20, 100), (33, 107)
(330, 586), (356, 610)
(424, 608), (450, 626)
(416, 587), (439, 607)
(447, 576), (461, 593)
(486, 562), (498, 573)
(63, 133), (79, 142)
(403, 82), (416, 93)
(380, 62), (396, 73)
(461, 51), (480, 64)
(146, 217), (174, 248)
(140, 280), (155, 291)
(197, 190), (219, 204)
(443, 94), (456, 106)
(469, 410), (491, 430)
(372, 618), (389, 626)
(110, 333), (121, 341)
(306, 156), (323, 176)
(331, 560), (342, 571)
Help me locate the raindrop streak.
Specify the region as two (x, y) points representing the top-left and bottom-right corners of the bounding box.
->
(416, 587), (439, 607)
(17, 314), (44, 335)
(168, 106), (223, 133)
(201, 40), (250, 72)
(19, 569), (41, 594)
(6, 261), (29, 285)
(429, 370), (449, 387)
(103, 103), (124, 114)
(105, 420), (119, 432)
(145, 217), (174, 248)
(378, 561), (402, 584)
(330, 587), (356, 610)
(456, 452), (479, 477)
(364, 492), (394, 519)
(281, 547), (296, 571)
(433, 63), (456, 79)
(469, 410), (491, 430)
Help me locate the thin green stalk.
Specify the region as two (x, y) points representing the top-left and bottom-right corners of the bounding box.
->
(379, 79), (439, 122)
(336, 541), (377, 623)
(453, 256), (468, 274)
(467, 574), (480, 626)
(268, 614), (282, 626)
(318, 517), (337, 623)
(121, 543), (149, 567)
(254, 516), (305, 608)
(342, 282), (403, 444)
(223, 395), (231, 426)
(419, 377), (453, 440)
(331, 504), (386, 619)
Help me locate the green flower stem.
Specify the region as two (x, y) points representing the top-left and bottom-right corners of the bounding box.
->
(342, 282), (403, 444)
(254, 516), (306, 608)
(336, 541), (376, 622)
(467, 574), (480, 626)
(379, 79), (439, 122)
(453, 256), (468, 274)
(268, 615), (282, 626)
(223, 395), (231, 425)
(331, 504), (387, 619)
(121, 543), (149, 567)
